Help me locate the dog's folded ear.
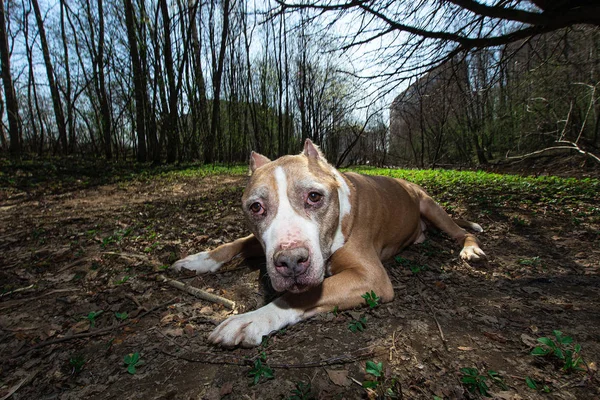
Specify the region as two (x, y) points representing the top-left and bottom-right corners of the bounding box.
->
(250, 151), (271, 174)
(303, 139), (326, 162)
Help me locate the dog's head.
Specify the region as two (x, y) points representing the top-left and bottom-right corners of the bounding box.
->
(242, 139), (352, 293)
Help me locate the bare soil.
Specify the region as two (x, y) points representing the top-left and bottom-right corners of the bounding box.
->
(0, 168), (599, 400)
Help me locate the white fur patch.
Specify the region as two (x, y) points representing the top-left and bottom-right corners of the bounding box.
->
(331, 170), (351, 254)
(469, 222), (484, 232)
(460, 245), (486, 261)
(262, 167), (324, 289)
(208, 298), (303, 347)
(171, 251), (223, 273)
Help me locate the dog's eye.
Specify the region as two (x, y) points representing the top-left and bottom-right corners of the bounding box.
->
(249, 202), (265, 215)
(307, 192), (323, 204)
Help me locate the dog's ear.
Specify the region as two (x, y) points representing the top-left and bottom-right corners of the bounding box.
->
(249, 151), (271, 174)
(303, 139), (326, 161)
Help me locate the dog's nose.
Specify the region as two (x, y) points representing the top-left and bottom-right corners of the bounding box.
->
(274, 247), (310, 277)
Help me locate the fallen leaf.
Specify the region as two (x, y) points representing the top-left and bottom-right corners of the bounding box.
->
(489, 391), (522, 399)
(457, 346), (474, 351)
(326, 369), (350, 387)
(520, 333), (537, 347)
(219, 382), (234, 396)
(164, 328), (183, 337)
(183, 324), (195, 336)
(70, 320), (90, 334)
(483, 331), (508, 343)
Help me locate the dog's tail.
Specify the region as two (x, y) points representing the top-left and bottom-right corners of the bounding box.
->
(454, 218), (483, 233)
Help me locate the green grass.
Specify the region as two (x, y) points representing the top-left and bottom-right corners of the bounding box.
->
(349, 167), (599, 218)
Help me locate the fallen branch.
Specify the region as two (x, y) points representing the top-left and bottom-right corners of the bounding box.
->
(0, 284), (35, 298)
(0, 368), (40, 400)
(416, 277), (448, 350)
(0, 289), (81, 312)
(156, 274), (235, 309)
(5, 297), (178, 361)
(506, 143), (600, 164)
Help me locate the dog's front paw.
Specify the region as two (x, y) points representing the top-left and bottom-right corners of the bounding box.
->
(171, 252), (222, 273)
(208, 300), (302, 347)
(460, 245), (486, 261)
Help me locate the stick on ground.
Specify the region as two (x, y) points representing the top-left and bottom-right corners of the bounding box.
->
(156, 274), (235, 309)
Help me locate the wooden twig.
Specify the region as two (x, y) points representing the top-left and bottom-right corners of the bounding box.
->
(0, 368), (40, 400)
(156, 274), (235, 309)
(4, 297), (178, 361)
(0, 284), (35, 298)
(416, 277), (448, 350)
(0, 289), (81, 312)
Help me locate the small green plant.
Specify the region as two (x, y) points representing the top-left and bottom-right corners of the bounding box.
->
(348, 316), (367, 332)
(248, 352), (273, 385)
(362, 360), (384, 389)
(332, 305), (339, 316)
(460, 367), (490, 396)
(114, 276), (130, 285)
(362, 360), (401, 398)
(158, 264), (170, 270)
(101, 228), (132, 248)
(115, 312), (128, 321)
(69, 354), (86, 374)
(124, 352), (143, 374)
(531, 330), (584, 372)
(362, 290), (380, 308)
(518, 256), (541, 267)
(525, 376), (551, 393)
(394, 256), (426, 274)
(85, 310), (104, 328)
(287, 381), (313, 400)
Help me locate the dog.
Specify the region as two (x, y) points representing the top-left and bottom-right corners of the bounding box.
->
(172, 139), (485, 347)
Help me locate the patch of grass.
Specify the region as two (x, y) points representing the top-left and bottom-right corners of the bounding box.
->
(348, 167), (599, 219)
(518, 256), (542, 267)
(101, 228), (132, 248)
(531, 330), (584, 372)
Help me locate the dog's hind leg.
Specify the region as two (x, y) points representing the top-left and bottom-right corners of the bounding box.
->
(172, 234), (263, 273)
(418, 195), (486, 261)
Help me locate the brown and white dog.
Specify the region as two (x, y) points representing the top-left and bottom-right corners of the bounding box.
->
(172, 139), (485, 347)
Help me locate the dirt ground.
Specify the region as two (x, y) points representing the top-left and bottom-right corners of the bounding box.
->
(0, 165), (599, 399)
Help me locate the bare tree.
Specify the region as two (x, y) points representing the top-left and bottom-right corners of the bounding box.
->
(0, 0), (21, 156)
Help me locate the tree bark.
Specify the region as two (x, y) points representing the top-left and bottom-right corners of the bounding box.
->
(0, 0), (21, 157)
(31, 0), (68, 154)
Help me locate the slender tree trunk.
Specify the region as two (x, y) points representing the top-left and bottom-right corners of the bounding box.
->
(31, 0), (68, 154)
(0, 0), (21, 157)
(205, 0), (231, 163)
(97, 0), (112, 159)
(60, 0), (76, 153)
(123, 0), (147, 162)
(190, 0), (209, 160)
(160, 0), (179, 163)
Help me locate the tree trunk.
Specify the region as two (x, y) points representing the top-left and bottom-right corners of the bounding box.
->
(205, 0), (231, 163)
(97, 0), (112, 159)
(0, 0), (21, 157)
(160, 0), (179, 163)
(31, 0), (68, 154)
(123, 0), (147, 162)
